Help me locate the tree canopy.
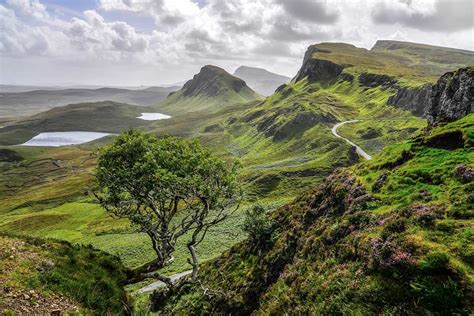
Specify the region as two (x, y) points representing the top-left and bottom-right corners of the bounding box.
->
(93, 130), (241, 290)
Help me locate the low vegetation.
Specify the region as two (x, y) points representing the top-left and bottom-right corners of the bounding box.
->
(0, 235), (130, 314)
(155, 114), (474, 314)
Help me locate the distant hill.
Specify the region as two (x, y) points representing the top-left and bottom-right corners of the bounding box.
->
(157, 65), (261, 113)
(233, 66), (291, 96)
(0, 86), (179, 119)
(0, 101), (155, 146)
(371, 40), (474, 77)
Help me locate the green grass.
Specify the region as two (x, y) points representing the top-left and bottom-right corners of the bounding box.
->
(157, 114), (474, 314)
(0, 235), (130, 314)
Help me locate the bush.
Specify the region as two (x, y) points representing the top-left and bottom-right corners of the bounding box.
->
(420, 251), (451, 273)
(242, 204), (276, 251)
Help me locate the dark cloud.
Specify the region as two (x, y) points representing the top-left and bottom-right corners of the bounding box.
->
(372, 0), (474, 32)
(276, 0), (338, 24)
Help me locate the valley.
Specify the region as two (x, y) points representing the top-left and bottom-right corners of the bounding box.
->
(0, 39), (473, 315)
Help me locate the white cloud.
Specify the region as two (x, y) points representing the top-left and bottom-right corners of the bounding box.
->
(0, 0), (473, 86)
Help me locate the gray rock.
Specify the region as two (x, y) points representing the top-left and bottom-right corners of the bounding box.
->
(293, 46), (343, 83)
(387, 84), (432, 117)
(426, 67), (474, 126)
(358, 73), (397, 88)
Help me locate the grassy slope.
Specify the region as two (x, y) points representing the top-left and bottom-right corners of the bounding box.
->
(160, 114), (474, 315)
(0, 42), (469, 289)
(371, 40), (474, 79)
(0, 234), (130, 314)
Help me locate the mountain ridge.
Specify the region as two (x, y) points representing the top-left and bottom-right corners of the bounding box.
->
(233, 66), (291, 95)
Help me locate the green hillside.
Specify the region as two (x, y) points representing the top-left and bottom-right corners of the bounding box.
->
(0, 235), (130, 314)
(0, 41), (472, 314)
(157, 65), (261, 113)
(371, 40), (474, 78)
(157, 114), (474, 314)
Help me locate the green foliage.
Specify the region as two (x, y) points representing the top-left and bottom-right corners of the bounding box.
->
(158, 115), (474, 314)
(0, 235), (130, 314)
(94, 130), (242, 277)
(242, 204), (276, 250)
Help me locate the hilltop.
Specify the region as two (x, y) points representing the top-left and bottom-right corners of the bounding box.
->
(157, 65), (261, 113)
(233, 66), (291, 96)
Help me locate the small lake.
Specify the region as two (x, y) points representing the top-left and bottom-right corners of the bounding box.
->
(137, 113), (171, 121)
(20, 131), (112, 147)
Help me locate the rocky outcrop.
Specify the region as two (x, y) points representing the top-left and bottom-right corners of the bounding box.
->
(426, 67), (474, 126)
(358, 73), (397, 88)
(387, 84), (432, 117)
(294, 45), (343, 83)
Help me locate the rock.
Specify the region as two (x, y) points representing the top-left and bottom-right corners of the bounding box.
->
(358, 73), (397, 88)
(293, 46), (343, 83)
(339, 72), (354, 83)
(454, 165), (474, 183)
(426, 67), (474, 127)
(0, 149), (23, 162)
(357, 127), (382, 139)
(387, 84), (432, 117)
(372, 173), (388, 192)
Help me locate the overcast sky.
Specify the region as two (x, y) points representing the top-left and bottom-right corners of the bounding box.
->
(0, 0), (473, 86)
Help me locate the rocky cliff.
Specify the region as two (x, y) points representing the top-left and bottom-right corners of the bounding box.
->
(293, 45), (343, 83)
(387, 84), (432, 117)
(426, 67), (474, 126)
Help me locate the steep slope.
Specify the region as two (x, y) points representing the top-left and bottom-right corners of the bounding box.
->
(199, 43), (431, 198)
(157, 65), (261, 113)
(233, 66), (291, 96)
(371, 40), (474, 116)
(0, 235), (130, 314)
(0, 101), (155, 146)
(426, 66), (474, 126)
(0, 86), (179, 119)
(158, 113), (474, 315)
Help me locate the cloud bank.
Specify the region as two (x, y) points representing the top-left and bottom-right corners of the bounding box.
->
(0, 0), (472, 85)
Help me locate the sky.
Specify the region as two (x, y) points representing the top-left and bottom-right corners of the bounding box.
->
(0, 0), (473, 86)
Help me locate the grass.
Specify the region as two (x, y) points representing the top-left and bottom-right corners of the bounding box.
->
(0, 41), (471, 314)
(157, 114), (474, 314)
(0, 235), (130, 314)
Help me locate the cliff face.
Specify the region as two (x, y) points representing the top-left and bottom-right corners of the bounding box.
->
(387, 84), (432, 117)
(426, 67), (474, 126)
(293, 45), (343, 83)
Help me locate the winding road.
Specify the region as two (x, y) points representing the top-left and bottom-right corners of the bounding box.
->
(138, 270), (192, 293)
(331, 120), (372, 160)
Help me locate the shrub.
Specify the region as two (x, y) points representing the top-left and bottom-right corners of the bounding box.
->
(420, 252), (451, 273)
(242, 204), (276, 251)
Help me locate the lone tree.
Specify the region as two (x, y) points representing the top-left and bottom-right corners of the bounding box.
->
(93, 130), (241, 292)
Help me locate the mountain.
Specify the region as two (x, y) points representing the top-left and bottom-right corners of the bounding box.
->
(157, 65), (261, 113)
(233, 66), (291, 96)
(0, 101), (154, 146)
(0, 86), (179, 119)
(155, 101), (474, 314)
